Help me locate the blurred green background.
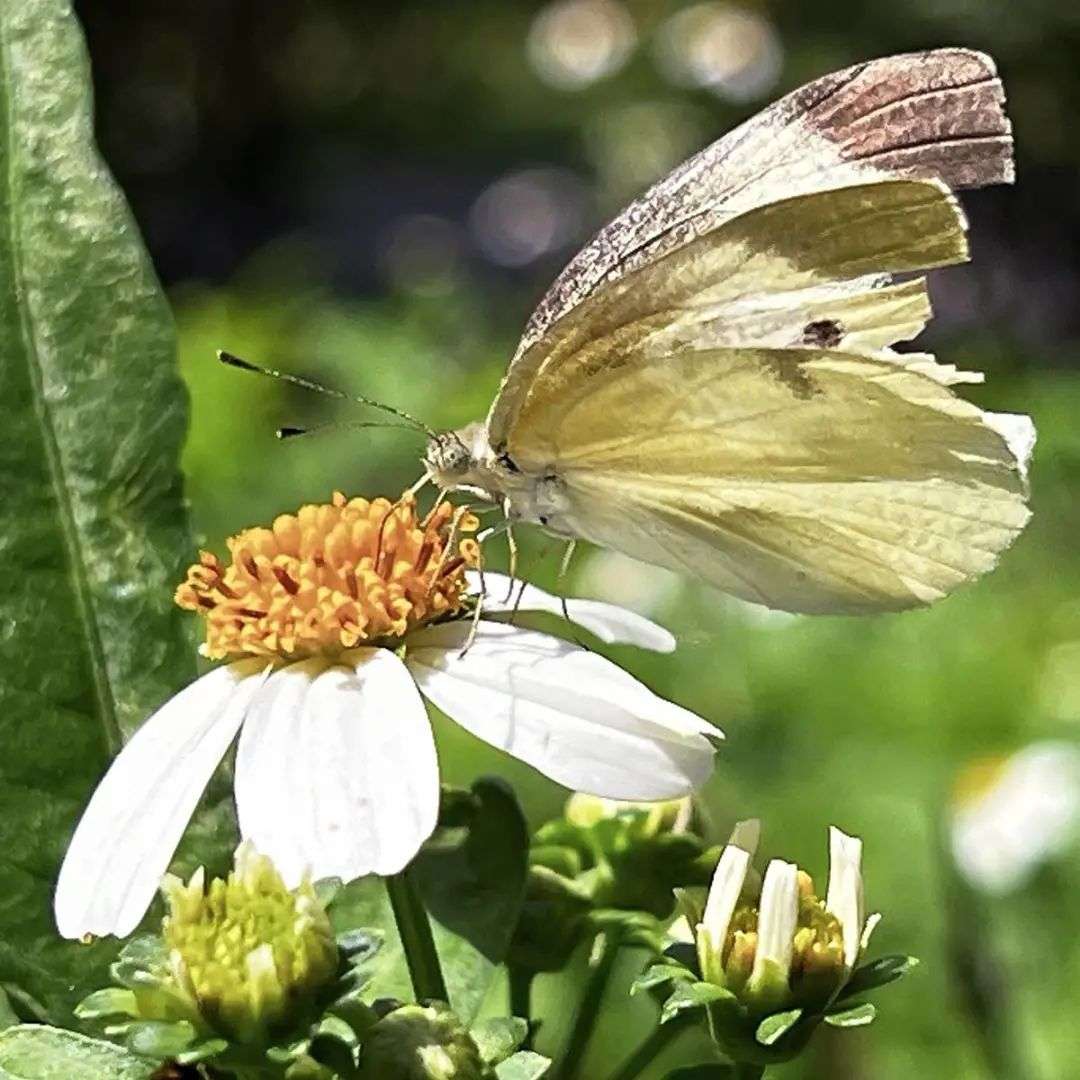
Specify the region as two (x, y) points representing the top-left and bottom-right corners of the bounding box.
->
(75, 2), (1080, 1076)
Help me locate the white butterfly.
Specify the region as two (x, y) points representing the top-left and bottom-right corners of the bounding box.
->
(423, 48), (1034, 615)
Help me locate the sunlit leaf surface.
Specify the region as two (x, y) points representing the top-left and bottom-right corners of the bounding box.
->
(0, 0), (195, 1019)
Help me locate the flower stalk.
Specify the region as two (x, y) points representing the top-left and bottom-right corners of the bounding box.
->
(607, 1011), (695, 1080)
(559, 926), (624, 1080)
(387, 866), (449, 1003)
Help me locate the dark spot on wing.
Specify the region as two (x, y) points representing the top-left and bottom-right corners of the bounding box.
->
(803, 318), (845, 349)
(761, 353), (818, 399)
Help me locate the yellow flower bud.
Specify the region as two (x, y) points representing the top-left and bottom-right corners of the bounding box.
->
(160, 843), (337, 1044)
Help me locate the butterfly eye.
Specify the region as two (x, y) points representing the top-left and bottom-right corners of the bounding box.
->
(425, 432), (470, 476)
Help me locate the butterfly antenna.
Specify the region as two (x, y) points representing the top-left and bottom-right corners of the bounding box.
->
(276, 419), (419, 440)
(217, 349), (437, 437)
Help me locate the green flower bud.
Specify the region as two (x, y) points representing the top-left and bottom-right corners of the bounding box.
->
(511, 794), (712, 973)
(161, 842), (338, 1045)
(564, 794), (693, 837)
(358, 1005), (486, 1080)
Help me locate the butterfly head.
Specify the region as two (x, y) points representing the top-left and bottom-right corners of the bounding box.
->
(424, 422), (490, 489)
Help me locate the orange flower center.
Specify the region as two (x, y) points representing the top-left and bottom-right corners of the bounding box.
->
(175, 493), (479, 661)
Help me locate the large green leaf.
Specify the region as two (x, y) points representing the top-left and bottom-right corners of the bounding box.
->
(0, 1), (195, 1018)
(0, 1026), (153, 1080)
(331, 779), (529, 1023)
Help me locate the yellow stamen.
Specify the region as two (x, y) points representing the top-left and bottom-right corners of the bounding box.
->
(720, 892), (845, 994)
(175, 492), (478, 661)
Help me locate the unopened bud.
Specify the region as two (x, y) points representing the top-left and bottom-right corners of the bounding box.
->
(359, 1004), (485, 1080)
(162, 843), (337, 1044)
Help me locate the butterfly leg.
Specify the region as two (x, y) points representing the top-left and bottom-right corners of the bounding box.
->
(555, 539), (591, 650)
(458, 539), (487, 659)
(425, 501), (473, 600)
(503, 497), (519, 603)
(556, 539), (577, 618)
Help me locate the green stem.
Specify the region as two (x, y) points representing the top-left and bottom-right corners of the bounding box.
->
(559, 928), (622, 1080)
(387, 867), (449, 1003)
(509, 965), (535, 1048)
(731, 1065), (765, 1080)
(607, 1012), (694, 1080)
(939, 829), (1035, 1079)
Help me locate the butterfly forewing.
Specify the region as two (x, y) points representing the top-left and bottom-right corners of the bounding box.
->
(511, 48), (1011, 362)
(490, 177), (971, 451)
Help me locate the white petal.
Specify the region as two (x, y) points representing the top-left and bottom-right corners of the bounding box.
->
(950, 741), (1080, 894)
(406, 620), (718, 800)
(727, 817), (761, 854)
(235, 649), (438, 886)
(825, 826), (865, 970)
(860, 911), (882, 953)
(54, 660), (267, 939)
(750, 859), (799, 986)
(698, 843), (752, 985)
(466, 570), (676, 652)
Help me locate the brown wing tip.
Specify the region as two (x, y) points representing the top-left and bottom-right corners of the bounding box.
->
(806, 47), (1015, 192)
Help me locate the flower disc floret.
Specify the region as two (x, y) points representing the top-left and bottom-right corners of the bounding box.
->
(719, 881), (846, 1002)
(176, 492), (479, 660)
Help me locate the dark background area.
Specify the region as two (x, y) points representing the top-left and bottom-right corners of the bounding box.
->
(76, 1), (1080, 347)
(70, 3), (1080, 1077)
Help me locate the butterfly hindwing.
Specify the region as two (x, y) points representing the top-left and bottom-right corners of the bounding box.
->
(510, 346), (1032, 614)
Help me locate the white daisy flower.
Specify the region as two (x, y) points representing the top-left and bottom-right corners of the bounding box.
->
(950, 740), (1080, 894)
(55, 492), (719, 940)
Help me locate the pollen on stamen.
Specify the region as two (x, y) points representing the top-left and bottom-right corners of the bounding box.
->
(175, 492), (480, 661)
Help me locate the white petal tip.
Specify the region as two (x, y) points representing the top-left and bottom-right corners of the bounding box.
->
(727, 818), (761, 854)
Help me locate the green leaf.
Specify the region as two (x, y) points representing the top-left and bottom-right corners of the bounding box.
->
(630, 963), (694, 996)
(307, 1015), (360, 1076)
(72, 989), (137, 1022)
(839, 955), (919, 1000)
(662, 941), (701, 976)
(123, 1019), (197, 1059)
(470, 1016), (528, 1065)
(507, 865), (593, 973)
(0, 1025), (153, 1079)
(755, 1008), (803, 1046)
(331, 778), (529, 1022)
(824, 1002), (877, 1028)
(0, 993), (17, 1036)
(173, 1037), (228, 1065)
(0, 991), (47, 1030)
(660, 981), (733, 1024)
(587, 908), (664, 952)
(494, 1050), (552, 1080)
(0, 0), (196, 1020)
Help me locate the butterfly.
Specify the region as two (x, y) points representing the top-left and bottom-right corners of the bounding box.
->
(423, 48), (1033, 615)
